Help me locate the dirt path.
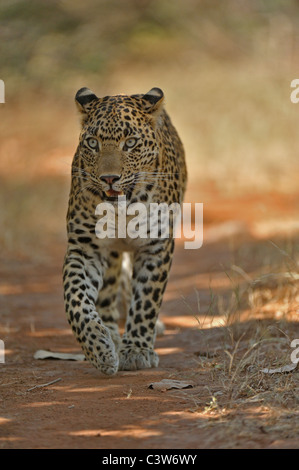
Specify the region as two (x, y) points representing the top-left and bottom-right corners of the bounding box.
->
(0, 189), (299, 449)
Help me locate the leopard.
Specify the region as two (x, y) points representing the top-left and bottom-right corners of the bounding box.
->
(63, 86), (187, 375)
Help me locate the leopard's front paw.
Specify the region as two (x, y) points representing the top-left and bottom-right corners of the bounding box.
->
(82, 320), (119, 375)
(118, 344), (159, 371)
(104, 323), (121, 352)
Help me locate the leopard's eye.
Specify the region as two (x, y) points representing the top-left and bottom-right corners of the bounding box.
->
(124, 138), (137, 149)
(86, 137), (99, 149)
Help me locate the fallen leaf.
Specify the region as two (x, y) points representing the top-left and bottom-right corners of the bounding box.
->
(34, 350), (85, 361)
(148, 379), (194, 391)
(261, 363), (298, 374)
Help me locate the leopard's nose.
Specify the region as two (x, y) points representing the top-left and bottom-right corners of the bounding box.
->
(100, 174), (121, 186)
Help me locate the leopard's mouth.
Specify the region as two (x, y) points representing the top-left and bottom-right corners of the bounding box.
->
(105, 189), (124, 198)
(101, 179), (136, 202)
(102, 189), (125, 202)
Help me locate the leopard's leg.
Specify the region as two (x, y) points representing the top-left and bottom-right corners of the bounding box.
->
(117, 252), (165, 337)
(118, 239), (174, 371)
(63, 248), (119, 375)
(117, 252), (133, 320)
(95, 251), (123, 351)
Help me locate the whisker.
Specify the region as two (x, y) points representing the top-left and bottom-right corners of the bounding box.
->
(75, 183), (95, 199)
(133, 175), (175, 184)
(136, 172), (179, 180)
(72, 167), (93, 177)
(138, 171), (180, 176)
(72, 175), (90, 182)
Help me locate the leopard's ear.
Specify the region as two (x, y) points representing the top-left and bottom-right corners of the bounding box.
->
(142, 87), (164, 115)
(75, 87), (98, 124)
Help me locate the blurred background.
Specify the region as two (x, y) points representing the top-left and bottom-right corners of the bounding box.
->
(0, 0), (299, 260)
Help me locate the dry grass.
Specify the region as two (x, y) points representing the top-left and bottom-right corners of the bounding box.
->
(171, 237), (299, 447)
(186, 321), (299, 447)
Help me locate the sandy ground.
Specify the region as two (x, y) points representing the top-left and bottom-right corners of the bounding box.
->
(0, 186), (299, 449)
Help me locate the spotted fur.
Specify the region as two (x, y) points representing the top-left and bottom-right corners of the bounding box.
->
(63, 87), (187, 375)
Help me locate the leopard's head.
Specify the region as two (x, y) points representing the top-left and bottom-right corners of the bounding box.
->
(74, 87), (165, 202)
